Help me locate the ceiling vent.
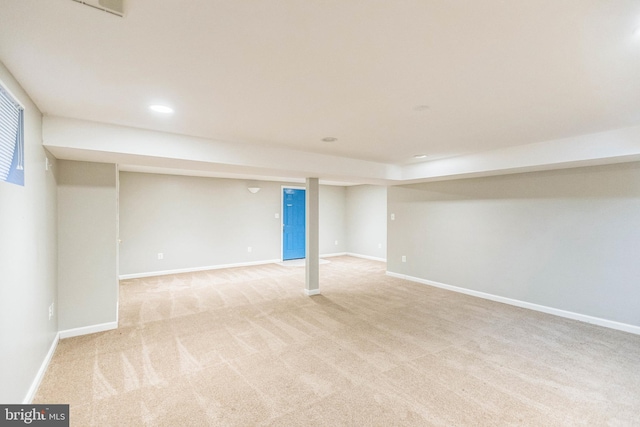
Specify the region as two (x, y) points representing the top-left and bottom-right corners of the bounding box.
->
(71, 0), (124, 17)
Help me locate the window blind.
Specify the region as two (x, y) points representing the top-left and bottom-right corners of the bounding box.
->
(0, 85), (24, 186)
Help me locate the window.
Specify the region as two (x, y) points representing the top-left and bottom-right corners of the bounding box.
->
(0, 84), (24, 186)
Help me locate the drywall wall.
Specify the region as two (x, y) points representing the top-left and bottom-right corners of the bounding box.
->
(346, 185), (387, 260)
(57, 160), (118, 331)
(0, 62), (58, 403)
(319, 185), (346, 255)
(118, 173), (348, 276)
(388, 163), (640, 328)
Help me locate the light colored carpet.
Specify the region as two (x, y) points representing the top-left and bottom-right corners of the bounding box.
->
(35, 256), (640, 426)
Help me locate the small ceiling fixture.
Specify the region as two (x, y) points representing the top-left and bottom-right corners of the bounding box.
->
(322, 137), (338, 142)
(414, 154), (428, 159)
(149, 105), (174, 114)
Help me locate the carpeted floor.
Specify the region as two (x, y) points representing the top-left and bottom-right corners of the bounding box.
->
(35, 256), (640, 426)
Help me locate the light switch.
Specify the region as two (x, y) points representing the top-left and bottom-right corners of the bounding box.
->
(391, 213), (395, 220)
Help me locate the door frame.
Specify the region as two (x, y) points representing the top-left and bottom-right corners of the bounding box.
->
(281, 185), (306, 261)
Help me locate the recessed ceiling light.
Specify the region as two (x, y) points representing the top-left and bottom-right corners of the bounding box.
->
(322, 137), (338, 142)
(149, 104), (174, 114)
(413, 105), (430, 112)
(414, 154), (428, 159)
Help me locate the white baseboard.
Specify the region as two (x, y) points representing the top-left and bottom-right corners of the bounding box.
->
(59, 321), (118, 339)
(320, 252), (347, 258)
(24, 332), (60, 404)
(346, 252), (387, 262)
(386, 271), (640, 336)
(119, 259), (281, 280)
(120, 255), (388, 280)
(305, 289), (321, 296)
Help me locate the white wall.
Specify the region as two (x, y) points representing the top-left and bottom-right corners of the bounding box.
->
(346, 185), (387, 260)
(57, 160), (118, 331)
(388, 163), (640, 329)
(0, 62), (58, 403)
(320, 185), (346, 255)
(119, 172), (348, 276)
(44, 116), (398, 185)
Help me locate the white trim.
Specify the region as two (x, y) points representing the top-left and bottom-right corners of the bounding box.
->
(347, 252), (387, 262)
(115, 164), (120, 325)
(119, 259), (281, 280)
(305, 289), (321, 296)
(320, 252), (347, 258)
(23, 332), (59, 404)
(59, 321), (118, 339)
(386, 272), (640, 336)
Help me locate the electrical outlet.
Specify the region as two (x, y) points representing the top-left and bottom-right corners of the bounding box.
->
(391, 213), (395, 220)
(157, 253), (164, 260)
(48, 303), (54, 320)
(402, 255), (406, 263)
(248, 246), (252, 253)
(275, 213), (280, 219)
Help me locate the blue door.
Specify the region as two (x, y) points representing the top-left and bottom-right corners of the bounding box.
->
(283, 188), (305, 260)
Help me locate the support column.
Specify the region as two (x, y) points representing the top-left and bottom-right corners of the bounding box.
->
(305, 177), (320, 296)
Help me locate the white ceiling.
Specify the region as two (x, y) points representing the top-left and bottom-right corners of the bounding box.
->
(1, 0), (640, 184)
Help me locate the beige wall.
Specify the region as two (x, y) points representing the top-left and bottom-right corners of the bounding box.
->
(118, 173), (348, 276)
(388, 163), (640, 327)
(319, 185), (346, 255)
(57, 160), (118, 331)
(0, 62), (58, 403)
(346, 185), (387, 260)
